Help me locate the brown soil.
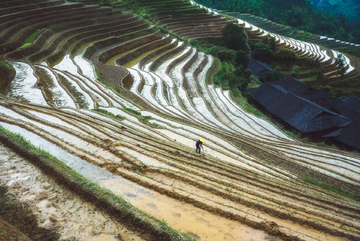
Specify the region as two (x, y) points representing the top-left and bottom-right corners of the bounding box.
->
(0, 143), (146, 241)
(0, 60), (15, 89)
(0, 216), (32, 241)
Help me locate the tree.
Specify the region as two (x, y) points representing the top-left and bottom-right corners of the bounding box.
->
(253, 43), (272, 61)
(263, 66), (284, 82)
(234, 50), (250, 68)
(208, 46), (237, 62)
(221, 22), (247, 51)
(290, 65), (300, 78)
(269, 37), (276, 51)
(275, 47), (298, 61)
(335, 53), (346, 76)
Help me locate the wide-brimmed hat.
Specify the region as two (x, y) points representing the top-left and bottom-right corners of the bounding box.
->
(200, 138), (205, 142)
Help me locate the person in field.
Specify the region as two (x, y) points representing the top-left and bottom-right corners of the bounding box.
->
(196, 138), (205, 154)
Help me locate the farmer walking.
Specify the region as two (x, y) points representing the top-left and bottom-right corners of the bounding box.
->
(196, 138), (205, 154)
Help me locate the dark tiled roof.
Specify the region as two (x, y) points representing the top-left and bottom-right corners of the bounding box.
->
(328, 96), (360, 114)
(248, 60), (272, 79)
(266, 93), (350, 133)
(271, 76), (330, 101)
(248, 82), (287, 108)
(323, 129), (342, 138)
(340, 108), (360, 121)
(334, 120), (360, 150)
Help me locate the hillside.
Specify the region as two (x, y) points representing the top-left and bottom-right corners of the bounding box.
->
(0, 0), (360, 241)
(196, 0), (360, 44)
(312, 0), (360, 22)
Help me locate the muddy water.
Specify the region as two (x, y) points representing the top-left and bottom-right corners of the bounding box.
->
(27, 109), (109, 140)
(123, 120), (166, 140)
(284, 148), (360, 177)
(100, 107), (139, 122)
(150, 119), (285, 177)
(0, 144), (144, 241)
(86, 235), (120, 241)
(141, 110), (250, 151)
(207, 85), (264, 138)
(145, 172), (343, 241)
(1, 61), (48, 106)
(157, 129), (276, 177)
(152, 48), (195, 120)
(36, 65), (76, 108)
(101, 177), (278, 241)
(195, 56), (256, 135)
(53, 54), (108, 107)
(168, 48), (216, 127)
(127, 68), (142, 93)
(0, 122), (276, 241)
(55, 70), (95, 109)
(182, 52), (231, 130)
(131, 66), (168, 111)
(0, 106), (92, 139)
(281, 152), (359, 185)
(148, 72), (171, 106)
(4, 113), (120, 162)
(78, 109), (166, 140)
(222, 90), (291, 140)
(141, 84), (166, 111)
(116, 146), (179, 171)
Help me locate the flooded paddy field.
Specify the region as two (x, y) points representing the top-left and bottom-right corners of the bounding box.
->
(1, 1), (360, 240)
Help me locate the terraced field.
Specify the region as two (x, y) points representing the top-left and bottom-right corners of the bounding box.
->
(223, 11), (360, 90)
(1, 0), (360, 240)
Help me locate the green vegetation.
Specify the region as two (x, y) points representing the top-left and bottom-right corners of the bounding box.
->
(312, 0), (360, 22)
(18, 28), (46, 49)
(303, 177), (360, 201)
(196, 0), (360, 43)
(0, 58), (14, 73)
(93, 108), (126, 120)
(221, 22), (248, 51)
(0, 126), (195, 241)
(122, 107), (160, 128)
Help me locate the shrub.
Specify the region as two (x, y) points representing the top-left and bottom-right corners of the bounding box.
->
(234, 50), (250, 68)
(290, 65), (300, 78)
(253, 43), (272, 61)
(269, 37), (276, 51)
(264, 66), (284, 82)
(275, 48), (298, 61)
(221, 22), (247, 51)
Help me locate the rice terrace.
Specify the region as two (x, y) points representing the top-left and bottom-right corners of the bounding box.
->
(1, 0), (360, 240)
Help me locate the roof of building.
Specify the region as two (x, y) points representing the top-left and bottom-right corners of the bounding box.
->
(328, 96), (360, 114)
(266, 92), (350, 133)
(340, 108), (360, 121)
(335, 120), (360, 150)
(323, 108), (360, 150)
(248, 82), (287, 108)
(248, 60), (272, 79)
(271, 76), (330, 101)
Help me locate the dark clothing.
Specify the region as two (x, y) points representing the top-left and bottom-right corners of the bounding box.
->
(196, 140), (203, 154)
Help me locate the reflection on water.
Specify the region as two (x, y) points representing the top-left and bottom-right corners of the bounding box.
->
(116, 146), (178, 171)
(2, 61), (48, 106)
